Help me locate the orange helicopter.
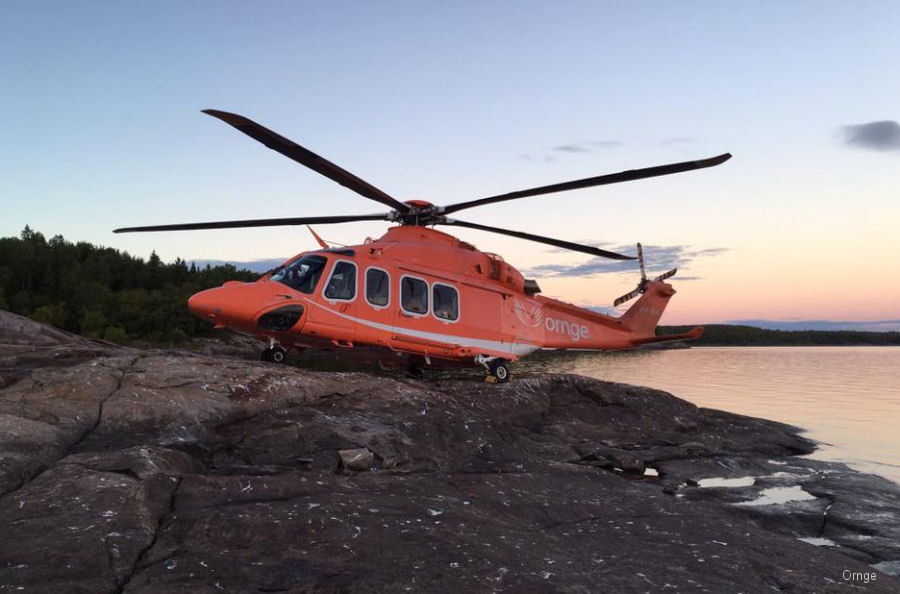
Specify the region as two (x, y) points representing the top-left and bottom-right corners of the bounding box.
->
(115, 110), (730, 382)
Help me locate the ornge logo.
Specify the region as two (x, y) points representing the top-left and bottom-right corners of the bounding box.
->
(544, 317), (590, 342)
(513, 299), (543, 327)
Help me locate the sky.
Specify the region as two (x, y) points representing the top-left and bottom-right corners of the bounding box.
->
(2, 1), (899, 325)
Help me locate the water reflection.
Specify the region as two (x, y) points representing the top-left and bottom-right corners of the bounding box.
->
(519, 347), (900, 484)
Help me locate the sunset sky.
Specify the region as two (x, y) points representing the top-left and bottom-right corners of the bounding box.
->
(2, 1), (899, 325)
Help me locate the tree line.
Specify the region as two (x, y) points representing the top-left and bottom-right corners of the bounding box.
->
(2, 228), (898, 347)
(659, 324), (900, 346)
(0, 227), (257, 344)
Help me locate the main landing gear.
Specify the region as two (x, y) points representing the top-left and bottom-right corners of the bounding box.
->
(261, 339), (287, 363)
(475, 354), (510, 383)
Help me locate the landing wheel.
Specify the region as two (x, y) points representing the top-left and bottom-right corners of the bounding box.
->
(261, 346), (287, 363)
(489, 359), (510, 383)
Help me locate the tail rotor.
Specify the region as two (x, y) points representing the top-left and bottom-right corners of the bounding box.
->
(613, 243), (677, 306)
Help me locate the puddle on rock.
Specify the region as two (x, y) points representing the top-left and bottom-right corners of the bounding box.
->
(871, 560), (900, 577)
(735, 485), (816, 506)
(797, 537), (836, 547)
(697, 476), (755, 488)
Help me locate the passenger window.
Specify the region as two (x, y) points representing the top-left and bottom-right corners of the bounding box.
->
(401, 277), (428, 314)
(366, 268), (389, 307)
(433, 284), (459, 321)
(324, 261), (356, 300)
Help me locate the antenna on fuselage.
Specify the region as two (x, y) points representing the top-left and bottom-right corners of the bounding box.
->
(307, 225), (330, 249)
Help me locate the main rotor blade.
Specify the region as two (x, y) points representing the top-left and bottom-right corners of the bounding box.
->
(114, 213), (390, 233)
(441, 153), (732, 215)
(203, 109), (410, 213)
(440, 219), (636, 260)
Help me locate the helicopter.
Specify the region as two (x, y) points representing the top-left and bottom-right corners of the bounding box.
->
(115, 110), (730, 382)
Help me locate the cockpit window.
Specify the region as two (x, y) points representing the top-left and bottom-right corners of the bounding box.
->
(270, 255), (327, 293)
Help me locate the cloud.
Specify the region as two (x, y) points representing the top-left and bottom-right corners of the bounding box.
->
(587, 305), (620, 316)
(661, 136), (696, 154)
(662, 136), (695, 146)
(688, 247), (729, 257)
(553, 144), (590, 153)
(841, 120), (900, 151)
(521, 244), (728, 279)
(522, 138), (623, 163)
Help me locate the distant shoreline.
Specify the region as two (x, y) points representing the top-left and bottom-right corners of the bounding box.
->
(659, 324), (900, 347)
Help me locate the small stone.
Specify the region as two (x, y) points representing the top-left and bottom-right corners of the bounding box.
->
(674, 416), (698, 433)
(339, 448), (375, 471)
(662, 481), (681, 495)
(681, 442), (707, 454)
(612, 454), (645, 475)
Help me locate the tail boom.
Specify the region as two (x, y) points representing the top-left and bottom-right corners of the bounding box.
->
(531, 280), (696, 350)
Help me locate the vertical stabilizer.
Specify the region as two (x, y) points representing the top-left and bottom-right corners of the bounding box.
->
(619, 280), (676, 337)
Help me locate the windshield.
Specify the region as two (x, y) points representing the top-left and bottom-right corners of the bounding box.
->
(270, 255), (328, 293)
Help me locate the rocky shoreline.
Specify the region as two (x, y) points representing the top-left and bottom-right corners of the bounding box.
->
(0, 310), (898, 593)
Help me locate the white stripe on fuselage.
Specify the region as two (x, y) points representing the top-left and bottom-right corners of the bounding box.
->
(299, 297), (539, 357)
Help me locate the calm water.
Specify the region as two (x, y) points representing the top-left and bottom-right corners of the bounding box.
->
(519, 347), (900, 484)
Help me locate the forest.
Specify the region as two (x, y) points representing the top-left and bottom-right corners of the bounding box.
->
(2, 227), (898, 347)
(659, 324), (900, 346)
(0, 227), (257, 343)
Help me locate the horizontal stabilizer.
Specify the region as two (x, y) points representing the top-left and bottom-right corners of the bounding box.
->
(631, 326), (704, 346)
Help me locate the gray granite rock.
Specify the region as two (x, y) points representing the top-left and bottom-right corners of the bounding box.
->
(0, 310), (897, 593)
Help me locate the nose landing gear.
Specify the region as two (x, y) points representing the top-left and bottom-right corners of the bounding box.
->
(261, 339), (288, 363)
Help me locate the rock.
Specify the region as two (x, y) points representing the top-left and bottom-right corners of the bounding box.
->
(611, 453), (645, 475)
(662, 480), (681, 495)
(673, 414), (698, 432)
(339, 447), (375, 471)
(680, 441), (707, 453)
(0, 309), (898, 593)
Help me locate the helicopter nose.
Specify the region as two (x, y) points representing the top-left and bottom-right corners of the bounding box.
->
(188, 288), (227, 321)
(188, 281), (299, 330)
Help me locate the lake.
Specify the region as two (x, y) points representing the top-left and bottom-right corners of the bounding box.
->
(517, 346), (900, 485)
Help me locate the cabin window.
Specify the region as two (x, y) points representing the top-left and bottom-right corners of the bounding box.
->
(432, 283), (459, 321)
(365, 268), (390, 307)
(400, 276), (428, 314)
(324, 261), (357, 301)
(271, 255), (327, 294)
